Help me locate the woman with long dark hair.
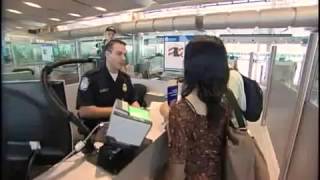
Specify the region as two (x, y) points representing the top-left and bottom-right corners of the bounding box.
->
(164, 36), (231, 180)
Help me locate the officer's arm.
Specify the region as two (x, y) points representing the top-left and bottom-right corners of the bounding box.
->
(131, 101), (140, 108)
(77, 76), (114, 119)
(127, 78), (140, 107)
(78, 106), (113, 119)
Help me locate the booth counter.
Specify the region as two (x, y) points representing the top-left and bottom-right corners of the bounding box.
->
(35, 102), (168, 180)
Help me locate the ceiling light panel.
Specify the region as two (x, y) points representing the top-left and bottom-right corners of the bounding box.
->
(6, 9), (23, 14)
(23, 1), (42, 8)
(94, 6), (107, 12)
(68, 13), (81, 17)
(49, 18), (61, 22)
(83, 16), (96, 20)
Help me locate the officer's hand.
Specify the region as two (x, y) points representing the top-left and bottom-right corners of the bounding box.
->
(131, 101), (140, 108)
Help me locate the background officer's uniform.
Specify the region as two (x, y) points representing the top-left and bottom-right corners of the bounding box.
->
(96, 40), (107, 68)
(76, 65), (137, 130)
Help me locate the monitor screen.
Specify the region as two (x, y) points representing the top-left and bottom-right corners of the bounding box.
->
(2, 80), (72, 179)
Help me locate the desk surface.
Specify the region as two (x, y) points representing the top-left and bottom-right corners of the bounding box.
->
(35, 102), (166, 180)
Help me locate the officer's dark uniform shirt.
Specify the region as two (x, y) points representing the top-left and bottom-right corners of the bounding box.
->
(76, 65), (136, 130)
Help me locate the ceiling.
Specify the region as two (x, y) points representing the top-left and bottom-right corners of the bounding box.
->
(3, 0), (150, 32)
(3, 0), (234, 34)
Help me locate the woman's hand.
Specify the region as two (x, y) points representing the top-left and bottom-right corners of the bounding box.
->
(131, 101), (140, 108)
(160, 102), (170, 119)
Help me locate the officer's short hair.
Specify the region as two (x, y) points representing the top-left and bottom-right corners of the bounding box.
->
(104, 39), (126, 53)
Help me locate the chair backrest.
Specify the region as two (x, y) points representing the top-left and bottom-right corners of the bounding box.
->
(133, 83), (147, 107)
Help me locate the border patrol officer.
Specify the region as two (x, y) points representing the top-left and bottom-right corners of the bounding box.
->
(77, 39), (140, 131)
(97, 26), (117, 68)
(103, 26), (116, 45)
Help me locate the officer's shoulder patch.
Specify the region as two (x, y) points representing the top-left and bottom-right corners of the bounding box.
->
(80, 77), (90, 91)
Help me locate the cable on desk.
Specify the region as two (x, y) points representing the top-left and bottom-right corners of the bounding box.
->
(25, 141), (41, 180)
(83, 122), (108, 143)
(54, 122), (109, 166)
(25, 150), (39, 180)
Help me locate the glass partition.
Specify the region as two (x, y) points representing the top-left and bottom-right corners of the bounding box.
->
(140, 36), (165, 73)
(33, 44), (43, 62)
(225, 43), (258, 77)
(272, 43), (308, 90)
(124, 35), (166, 75)
(2, 41), (14, 65)
(310, 62), (318, 106)
(253, 44), (269, 86)
(5, 40), (79, 83)
(79, 40), (101, 59)
(11, 42), (42, 65)
(264, 31), (312, 171)
(119, 37), (135, 65)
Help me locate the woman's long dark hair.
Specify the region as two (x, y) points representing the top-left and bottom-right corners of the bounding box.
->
(182, 36), (229, 126)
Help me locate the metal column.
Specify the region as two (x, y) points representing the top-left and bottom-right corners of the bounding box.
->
(75, 40), (82, 81)
(132, 34), (139, 65)
(248, 52), (254, 78)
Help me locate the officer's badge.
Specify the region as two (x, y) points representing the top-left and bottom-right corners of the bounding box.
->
(80, 77), (89, 91)
(122, 83), (127, 92)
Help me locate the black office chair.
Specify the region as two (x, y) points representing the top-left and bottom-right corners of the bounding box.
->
(133, 84), (147, 108)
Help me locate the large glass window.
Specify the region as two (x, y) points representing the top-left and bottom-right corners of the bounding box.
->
(79, 40), (101, 59)
(139, 36), (164, 73)
(2, 41), (13, 65)
(225, 43), (258, 77)
(33, 44), (42, 62)
(11, 42), (42, 65)
(119, 37), (134, 65)
(53, 42), (76, 61)
(272, 43), (308, 90)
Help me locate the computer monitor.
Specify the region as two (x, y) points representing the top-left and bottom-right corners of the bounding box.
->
(2, 80), (72, 179)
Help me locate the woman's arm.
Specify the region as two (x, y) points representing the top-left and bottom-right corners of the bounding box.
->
(164, 163), (185, 180)
(164, 105), (187, 180)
